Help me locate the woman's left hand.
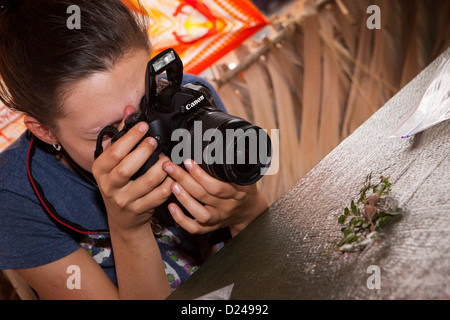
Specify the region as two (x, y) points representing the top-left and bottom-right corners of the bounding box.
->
(162, 159), (269, 237)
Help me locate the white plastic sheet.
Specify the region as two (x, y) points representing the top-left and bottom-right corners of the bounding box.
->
(390, 57), (450, 139)
(194, 283), (234, 300)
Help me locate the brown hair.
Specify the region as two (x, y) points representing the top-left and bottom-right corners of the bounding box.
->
(0, 0), (151, 128)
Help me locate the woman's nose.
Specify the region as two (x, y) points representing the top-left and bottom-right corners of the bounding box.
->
(118, 105), (137, 132)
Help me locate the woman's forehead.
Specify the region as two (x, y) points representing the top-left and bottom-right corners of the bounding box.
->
(59, 50), (150, 128)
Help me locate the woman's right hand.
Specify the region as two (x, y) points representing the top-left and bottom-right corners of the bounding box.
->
(91, 121), (173, 237)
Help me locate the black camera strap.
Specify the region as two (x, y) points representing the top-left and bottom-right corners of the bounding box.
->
(26, 134), (109, 238)
(94, 125), (121, 159)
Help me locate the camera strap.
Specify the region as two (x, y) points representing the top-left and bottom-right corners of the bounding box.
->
(26, 134), (231, 244)
(26, 134), (109, 238)
(94, 125), (121, 159)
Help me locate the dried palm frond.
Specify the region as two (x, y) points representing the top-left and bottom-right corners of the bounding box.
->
(208, 0), (449, 204)
(299, 4), (322, 175)
(266, 43), (301, 189)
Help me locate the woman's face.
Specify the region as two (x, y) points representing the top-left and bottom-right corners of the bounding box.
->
(54, 49), (151, 172)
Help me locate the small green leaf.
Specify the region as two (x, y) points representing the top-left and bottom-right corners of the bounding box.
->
(351, 200), (360, 217)
(338, 215), (347, 224)
(344, 233), (356, 243)
(372, 212), (382, 223)
(344, 207), (350, 216)
(377, 215), (393, 228)
(353, 218), (362, 227)
(336, 238), (346, 247)
(343, 227), (353, 237)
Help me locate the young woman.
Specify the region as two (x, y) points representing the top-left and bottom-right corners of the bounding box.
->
(0, 0), (268, 299)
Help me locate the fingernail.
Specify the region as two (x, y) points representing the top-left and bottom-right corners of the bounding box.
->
(168, 205), (176, 215)
(148, 137), (157, 147)
(138, 122), (148, 132)
(172, 184), (182, 195)
(184, 159), (193, 170)
(164, 164), (174, 174)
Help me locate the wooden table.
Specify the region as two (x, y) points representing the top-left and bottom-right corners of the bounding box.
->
(168, 47), (450, 300)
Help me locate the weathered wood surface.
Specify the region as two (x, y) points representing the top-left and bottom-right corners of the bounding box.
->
(169, 48), (450, 300)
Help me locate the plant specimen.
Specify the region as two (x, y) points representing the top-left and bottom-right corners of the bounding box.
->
(336, 173), (401, 252)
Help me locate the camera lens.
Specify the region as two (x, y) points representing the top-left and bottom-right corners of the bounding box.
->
(187, 110), (272, 185)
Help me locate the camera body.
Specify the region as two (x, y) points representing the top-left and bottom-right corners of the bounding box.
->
(95, 48), (271, 185)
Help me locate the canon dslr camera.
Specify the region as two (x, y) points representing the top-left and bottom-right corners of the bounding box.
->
(95, 48), (272, 185)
